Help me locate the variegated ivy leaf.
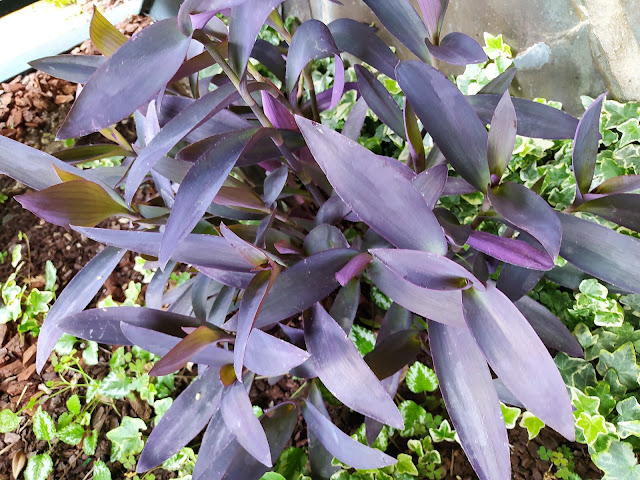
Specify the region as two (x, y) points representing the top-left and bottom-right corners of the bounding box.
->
(593, 441), (640, 480)
(352, 423), (389, 452)
(500, 402), (521, 429)
(429, 419), (457, 443)
(106, 416), (147, 465)
(348, 325), (376, 356)
(396, 453), (419, 476)
(616, 397), (640, 439)
(33, 407), (55, 442)
(519, 412), (545, 440)
(273, 446), (307, 480)
(398, 400), (428, 438)
(597, 343), (640, 390)
(406, 361), (438, 394)
(585, 382), (617, 417)
(575, 412), (611, 445)
(554, 352), (597, 391)
(568, 386), (600, 417)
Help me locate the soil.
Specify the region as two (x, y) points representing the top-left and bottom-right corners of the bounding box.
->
(0, 11), (605, 480)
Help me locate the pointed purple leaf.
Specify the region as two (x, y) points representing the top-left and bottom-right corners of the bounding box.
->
(416, 0), (442, 41)
(496, 263), (543, 301)
(220, 223), (269, 268)
(263, 165), (289, 206)
(335, 253), (372, 286)
(261, 91), (297, 131)
(30, 54), (104, 84)
(192, 410), (236, 479)
(244, 329), (310, 376)
(576, 193), (640, 232)
(304, 224), (349, 256)
(398, 61), (491, 192)
(479, 68), (517, 95)
(297, 116), (447, 254)
(329, 278), (360, 334)
(442, 176), (479, 196)
(428, 320), (510, 480)
(355, 65), (405, 138)
(342, 96), (368, 141)
(307, 383), (340, 479)
(462, 284), (574, 440)
(404, 98), (425, 172)
(304, 304), (403, 428)
(412, 164), (447, 209)
(252, 39), (286, 84)
(58, 20), (191, 139)
(52, 144), (133, 165)
(364, 330), (421, 380)
(488, 91), (517, 178)
(330, 54), (346, 110)
(466, 231), (554, 271)
(177, 0), (248, 35)
(593, 174), (640, 194)
(573, 93), (606, 195)
(426, 32), (487, 65)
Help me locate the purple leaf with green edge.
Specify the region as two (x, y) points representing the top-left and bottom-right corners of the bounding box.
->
(301, 399), (396, 469)
(124, 82), (240, 205)
(177, 0), (248, 35)
(413, 164), (448, 209)
(404, 98), (425, 171)
(159, 128), (258, 266)
(370, 248), (482, 291)
(285, 19), (340, 93)
(364, 329), (421, 380)
(297, 116), (447, 255)
(35, 246), (124, 373)
(367, 259), (466, 327)
(52, 144), (133, 164)
(593, 174), (640, 194)
(558, 212), (640, 293)
(341, 96), (368, 141)
(428, 320), (511, 480)
(327, 19), (399, 79)
(329, 278), (360, 334)
(462, 283), (574, 440)
(488, 181), (561, 259)
(221, 382), (272, 466)
(304, 224), (349, 255)
(573, 93), (606, 195)
(467, 94), (579, 140)
(304, 303), (403, 428)
(575, 193), (640, 232)
(234, 269), (276, 380)
(252, 39), (286, 84)
(466, 231), (554, 271)
(220, 223), (269, 268)
(263, 165), (288, 206)
(16, 180), (129, 228)
(425, 32), (488, 66)
(398, 61), (491, 192)
(416, 0), (443, 41)
(261, 91), (297, 131)
(496, 263), (543, 301)
(74, 227), (251, 273)
(228, 0), (284, 76)
(442, 176), (479, 196)
(149, 326), (228, 376)
(29, 54), (104, 84)
(330, 54), (346, 110)
(244, 329), (310, 376)
(138, 365), (225, 472)
(355, 65), (405, 138)
(488, 91), (517, 178)
(479, 68), (517, 95)
(335, 253), (372, 286)
(361, 0), (432, 64)
(514, 295), (583, 358)
(90, 7), (127, 57)
(57, 19), (191, 139)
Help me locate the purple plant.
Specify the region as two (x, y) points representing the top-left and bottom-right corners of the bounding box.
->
(2, 1), (639, 478)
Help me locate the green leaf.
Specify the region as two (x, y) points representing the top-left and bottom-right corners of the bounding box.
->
(429, 419), (456, 443)
(0, 409), (20, 433)
(575, 412), (609, 445)
(57, 422), (85, 445)
(153, 397), (172, 426)
(106, 416), (147, 464)
(585, 382), (617, 417)
(24, 289), (54, 317)
(66, 394), (81, 416)
(396, 453), (418, 475)
(519, 411), (545, 440)
(617, 118), (640, 148)
(54, 334), (77, 356)
(11, 244), (22, 268)
(597, 343), (640, 390)
(93, 460), (112, 480)
(24, 453), (53, 480)
(84, 429), (98, 456)
(348, 324), (376, 356)
(616, 397), (640, 439)
(274, 446), (307, 480)
(398, 400), (428, 437)
(261, 474), (287, 480)
(593, 441), (640, 480)
(82, 341), (99, 366)
(45, 260), (57, 291)
(162, 447), (196, 473)
(98, 371), (133, 399)
(568, 386), (600, 416)
(500, 402), (521, 429)
(554, 352), (597, 390)
(406, 362), (438, 394)
(33, 407), (55, 441)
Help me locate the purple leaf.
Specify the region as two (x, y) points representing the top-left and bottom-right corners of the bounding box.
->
(285, 19), (340, 93)
(177, 0), (248, 34)
(221, 382), (272, 466)
(496, 263), (543, 301)
(297, 116), (447, 254)
(307, 383), (340, 479)
(252, 39), (286, 84)
(462, 284), (574, 440)
(304, 224), (349, 255)
(342, 96), (368, 141)
(428, 320), (510, 480)
(328, 19), (399, 79)
(53, 144), (133, 164)
(124, 82), (239, 204)
(370, 248), (482, 290)
(573, 93), (606, 195)
(302, 399), (396, 469)
(442, 176), (479, 196)
(58, 19), (191, 139)
(138, 366), (225, 472)
(367, 260), (466, 327)
(433, 207), (471, 246)
(466, 231), (554, 271)
(35, 246), (125, 372)
(426, 32), (488, 65)
(330, 54), (346, 110)
(304, 304), (403, 428)
(558, 212), (640, 294)
(335, 253), (372, 286)
(16, 180), (129, 228)
(29, 54), (104, 84)
(159, 128), (258, 265)
(593, 174), (640, 194)
(416, 0), (443, 41)
(397, 61), (491, 192)
(261, 91), (297, 131)
(355, 65), (405, 138)
(74, 227), (251, 273)
(329, 279), (360, 334)
(244, 329), (310, 376)
(479, 68), (517, 95)
(220, 223), (269, 268)
(364, 330), (421, 380)
(315, 195), (351, 225)
(145, 261), (176, 309)
(361, 0), (432, 63)
(412, 164), (448, 209)
(514, 295), (584, 358)
(488, 181), (561, 259)
(468, 94), (579, 140)
(228, 0), (285, 76)
(301, 81), (359, 115)
(575, 193), (640, 232)
(192, 410), (236, 479)
(487, 91), (517, 178)
(404, 99), (425, 172)
(263, 165), (289, 206)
